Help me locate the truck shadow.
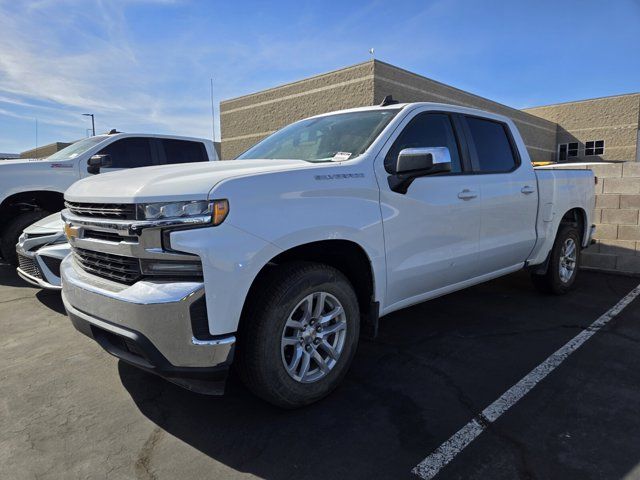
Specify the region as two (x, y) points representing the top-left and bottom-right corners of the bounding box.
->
(35, 289), (66, 314)
(119, 271), (640, 480)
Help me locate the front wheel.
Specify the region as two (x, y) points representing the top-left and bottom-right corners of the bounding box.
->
(236, 262), (360, 408)
(1, 210), (51, 266)
(531, 224), (581, 295)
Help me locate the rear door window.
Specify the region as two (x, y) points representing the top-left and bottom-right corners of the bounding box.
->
(160, 139), (208, 164)
(464, 117), (518, 173)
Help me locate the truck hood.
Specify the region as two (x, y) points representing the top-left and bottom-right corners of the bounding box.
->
(0, 157), (73, 168)
(65, 159), (312, 203)
(0, 157), (44, 164)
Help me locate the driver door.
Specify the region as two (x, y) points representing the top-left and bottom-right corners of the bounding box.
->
(82, 138), (155, 176)
(375, 110), (481, 310)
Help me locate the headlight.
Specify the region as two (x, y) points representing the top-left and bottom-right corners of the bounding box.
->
(136, 199), (229, 226)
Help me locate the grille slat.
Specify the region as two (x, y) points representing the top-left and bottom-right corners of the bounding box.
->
(83, 229), (136, 243)
(65, 202), (136, 220)
(18, 254), (42, 279)
(73, 248), (141, 284)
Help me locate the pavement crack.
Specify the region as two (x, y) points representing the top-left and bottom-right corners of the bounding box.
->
(0, 295), (34, 304)
(134, 426), (164, 480)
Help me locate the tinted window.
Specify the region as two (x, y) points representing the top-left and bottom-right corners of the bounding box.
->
(161, 139), (208, 164)
(385, 113), (461, 173)
(98, 138), (153, 168)
(466, 117), (517, 173)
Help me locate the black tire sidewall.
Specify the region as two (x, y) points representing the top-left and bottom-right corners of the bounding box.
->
(246, 265), (360, 407)
(548, 225), (581, 293)
(1, 210), (51, 265)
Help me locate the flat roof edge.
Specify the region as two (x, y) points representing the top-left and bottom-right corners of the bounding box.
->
(523, 92), (640, 110)
(221, 60), (375, 105)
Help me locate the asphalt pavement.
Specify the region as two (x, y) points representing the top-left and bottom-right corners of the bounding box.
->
(2, 263), (640, 480)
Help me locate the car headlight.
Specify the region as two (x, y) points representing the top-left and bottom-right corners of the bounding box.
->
(136, 199), (229, 226)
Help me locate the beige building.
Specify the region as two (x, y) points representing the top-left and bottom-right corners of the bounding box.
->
(220, 60), (639, 163)
(20, 141), (72, 159)
(523, 94), (640, 163)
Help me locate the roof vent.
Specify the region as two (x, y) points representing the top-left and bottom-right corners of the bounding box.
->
(379, 95), (399, 107)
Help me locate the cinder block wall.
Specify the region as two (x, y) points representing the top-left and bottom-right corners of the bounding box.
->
(552, 163), (640, 274)
(220, 60), (558, 161)
(523, 94), (640, 163)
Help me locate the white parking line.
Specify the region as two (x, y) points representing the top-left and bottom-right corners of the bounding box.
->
(412, 282), (640, 479)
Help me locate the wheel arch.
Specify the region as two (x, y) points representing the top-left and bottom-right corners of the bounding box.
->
(560, 207), (588, 247)
(240, 239), (378, 333)
(0, 190), (64, 230)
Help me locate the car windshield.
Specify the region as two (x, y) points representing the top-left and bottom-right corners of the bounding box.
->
(236, 109), (398, 162)
(46, 136), (107, 161)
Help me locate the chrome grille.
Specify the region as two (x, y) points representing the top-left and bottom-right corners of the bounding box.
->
(72, 247), (141, 284)
(18, 254), (42, 279)
(65, 202), (136, 220)
(83, 229), (136, 243)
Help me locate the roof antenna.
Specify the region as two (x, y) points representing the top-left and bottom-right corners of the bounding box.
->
(379, 95), (399, 107)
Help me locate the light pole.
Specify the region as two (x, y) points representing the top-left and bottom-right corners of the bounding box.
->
(82, 113), (95, 136)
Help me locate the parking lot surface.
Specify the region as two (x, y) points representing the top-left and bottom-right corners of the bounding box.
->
(2, 263), (640, 480)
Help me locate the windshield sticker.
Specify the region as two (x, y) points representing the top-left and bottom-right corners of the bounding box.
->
(331, 152), (352, 162)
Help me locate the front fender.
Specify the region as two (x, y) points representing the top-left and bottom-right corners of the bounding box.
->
(169, 223), (283, 336)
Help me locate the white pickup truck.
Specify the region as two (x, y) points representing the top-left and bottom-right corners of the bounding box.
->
(60, 102), (595, 408)
(0, 132), (218, 265)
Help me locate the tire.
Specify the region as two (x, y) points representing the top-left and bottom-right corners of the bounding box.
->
(236, 261), (360, 408)
(531, 224), (581, 295)
(1, 210), (51, 266)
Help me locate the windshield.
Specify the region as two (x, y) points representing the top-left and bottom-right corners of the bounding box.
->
(46, 136), (107, 161)
(237, 109), (398, 162)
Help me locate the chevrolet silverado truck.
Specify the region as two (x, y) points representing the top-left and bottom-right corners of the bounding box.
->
(0, 132), (218, 265)
(60, 102), (595, 408)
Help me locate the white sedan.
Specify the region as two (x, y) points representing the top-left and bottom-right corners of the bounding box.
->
(16, 212), (67, 290)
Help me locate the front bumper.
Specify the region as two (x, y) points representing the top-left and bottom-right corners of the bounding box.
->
(61, 255), (235, 394)
(16, 237), (67, 290)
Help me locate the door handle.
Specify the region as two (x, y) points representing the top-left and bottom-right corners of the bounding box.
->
(521, 185), (536, 195)
(457, 189), (478, 200)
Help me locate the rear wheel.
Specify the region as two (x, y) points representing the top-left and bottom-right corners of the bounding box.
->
(237, 262), (360, 408)
(531, 224), (581, 295)
(1, 210), (51, 266)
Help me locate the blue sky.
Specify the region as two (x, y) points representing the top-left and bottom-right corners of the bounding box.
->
(1, 0), (639, 153)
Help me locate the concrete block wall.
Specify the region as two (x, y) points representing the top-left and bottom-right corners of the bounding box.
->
(220, 60), (559, 161)
(523, 94), (640, 163)
(551, 163), (640, 274)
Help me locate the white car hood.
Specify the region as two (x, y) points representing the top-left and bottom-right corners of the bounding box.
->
(24, 212), (65, 235)
(65, 159), (312, 203)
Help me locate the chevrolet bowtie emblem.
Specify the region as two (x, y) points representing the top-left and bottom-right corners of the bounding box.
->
(64, 223), (80, 241)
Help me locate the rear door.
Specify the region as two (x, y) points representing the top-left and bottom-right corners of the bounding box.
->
(461, 116), (538, 274)
(375, 109), (482, 310)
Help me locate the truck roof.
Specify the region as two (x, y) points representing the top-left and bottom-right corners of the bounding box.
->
(309, 102), (514, 125)
(92, 132), (214, 144)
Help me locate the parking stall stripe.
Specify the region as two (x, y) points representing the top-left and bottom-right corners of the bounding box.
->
(412, 282), (640, 479)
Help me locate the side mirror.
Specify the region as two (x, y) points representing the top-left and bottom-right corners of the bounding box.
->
(389, 147), (452, 194)
(87, 154), (112, 174)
